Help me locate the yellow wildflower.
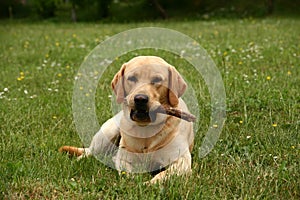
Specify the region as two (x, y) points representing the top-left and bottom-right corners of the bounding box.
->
(24, 41), (29, 48)
(95, 38), (100, 43)
(17, 72), (25, 81)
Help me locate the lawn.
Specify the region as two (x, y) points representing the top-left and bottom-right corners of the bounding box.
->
(0, 18), (299, 199)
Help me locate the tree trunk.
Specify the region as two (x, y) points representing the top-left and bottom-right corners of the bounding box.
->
(149, 0), (168, 19)
(9, 6), (13, 19)
(71, 3), (77, 22)
(266, 0), (274, 15)
(98, 0), (111, 18)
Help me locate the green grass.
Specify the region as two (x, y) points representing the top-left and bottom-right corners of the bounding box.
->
(0, 18), (299, 199)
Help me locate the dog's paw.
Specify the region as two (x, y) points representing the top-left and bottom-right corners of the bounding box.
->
(76, 154), (87, 160)
(144, 174), (166, 185)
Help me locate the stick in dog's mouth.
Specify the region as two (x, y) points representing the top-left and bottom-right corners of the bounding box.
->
(124, 99), (196, 123)
(130, 106), (196, 123)
(154, 105), (196, 122)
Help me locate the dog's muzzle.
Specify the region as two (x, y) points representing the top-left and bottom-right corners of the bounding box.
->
(130, 94), (156, 123)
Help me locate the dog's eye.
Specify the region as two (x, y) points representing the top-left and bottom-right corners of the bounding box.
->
(151, 77), (162, 84)
(127, 76), (137, 83)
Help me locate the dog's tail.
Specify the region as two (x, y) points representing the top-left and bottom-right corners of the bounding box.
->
(59, 146), (85, 157)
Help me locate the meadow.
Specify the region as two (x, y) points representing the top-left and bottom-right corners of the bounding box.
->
(0, 18), (299, 199)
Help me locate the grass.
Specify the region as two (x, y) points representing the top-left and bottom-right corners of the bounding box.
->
(0, 18), (299, 199)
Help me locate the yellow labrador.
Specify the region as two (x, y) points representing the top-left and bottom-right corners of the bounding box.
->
(60, 56), (194, 184)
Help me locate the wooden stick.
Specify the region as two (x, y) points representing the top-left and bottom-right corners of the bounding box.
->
(155, 105), (196, 122)
(123, 99), (195, 122)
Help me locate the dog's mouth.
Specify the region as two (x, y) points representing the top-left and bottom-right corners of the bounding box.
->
(130, 109), (157, 123)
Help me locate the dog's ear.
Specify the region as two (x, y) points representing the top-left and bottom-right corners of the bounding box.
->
(111, 64), (126, 104)
(168, 66), (187, 107)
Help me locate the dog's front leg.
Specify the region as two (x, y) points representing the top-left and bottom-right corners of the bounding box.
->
(78, 112), (122, 159)
(148, 152), (192, 184)
(114, 146), (135, 173)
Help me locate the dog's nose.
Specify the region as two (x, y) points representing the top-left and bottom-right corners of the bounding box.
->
(134, 94), (149, 105)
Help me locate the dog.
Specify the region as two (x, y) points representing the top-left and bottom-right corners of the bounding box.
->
(60, 56), (194, 184)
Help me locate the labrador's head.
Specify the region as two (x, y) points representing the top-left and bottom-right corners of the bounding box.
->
(111, 56), (186, 126)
